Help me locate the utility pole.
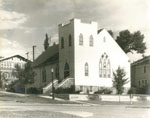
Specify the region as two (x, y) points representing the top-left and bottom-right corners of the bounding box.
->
(32, 45), (36, 61)
(51, 68), (55, 100)
(25, 52), (29, 60)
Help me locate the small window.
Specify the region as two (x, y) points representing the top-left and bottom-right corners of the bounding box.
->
(103, 37), (106, 42)
(61, 37), (64, 49)
(85, 63), (89, 76)
(144, 66), (146, 73)
(42, 68), (46, 82)
(89, 35), (94, 46)
(69, 34), (72, 46)
(79, 34), (83, 45)
(142, 80), (144, 84)
(80, 86), (83, 92)
(90, 86), (93, 92)
(145, 80), (147, 86)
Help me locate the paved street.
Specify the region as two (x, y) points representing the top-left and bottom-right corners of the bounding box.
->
(0, 91), (150, 118)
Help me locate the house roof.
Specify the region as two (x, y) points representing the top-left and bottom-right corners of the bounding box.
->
(32, 44), (59, 68)
(0, 55), (29, 62)
(131, 56), (150, 66)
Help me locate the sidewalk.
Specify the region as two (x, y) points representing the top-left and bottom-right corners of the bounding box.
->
(1, 91), (150, 108)
(0, 91), (29, 97)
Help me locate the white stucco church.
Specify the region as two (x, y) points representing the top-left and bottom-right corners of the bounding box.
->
(31, 19), (130, 94)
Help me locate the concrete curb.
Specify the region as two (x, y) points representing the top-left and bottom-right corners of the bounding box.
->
(0, 91), (29, 97)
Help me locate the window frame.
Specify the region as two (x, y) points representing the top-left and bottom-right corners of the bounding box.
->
(89, 35), (94, 46)
(85, 62), (89, 76)
(79, 33), (83, 45)
(99, 53), (111, 78)
(64, 62), (70, 78)
(69, 34), (72, 47)
(61, 37), (64, 49)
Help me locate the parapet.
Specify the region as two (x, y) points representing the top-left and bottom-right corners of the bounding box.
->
(58, 18), (98, 27)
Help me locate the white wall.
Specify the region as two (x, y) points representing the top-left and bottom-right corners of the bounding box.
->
(73, 19), (130, 88)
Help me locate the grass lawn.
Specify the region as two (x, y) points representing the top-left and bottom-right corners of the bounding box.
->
(81, 100), (150, 106)
(0, 111), (81, 118)
(0, 91), (78, 104)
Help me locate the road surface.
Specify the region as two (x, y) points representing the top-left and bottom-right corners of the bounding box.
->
(0, 91), (150, 118)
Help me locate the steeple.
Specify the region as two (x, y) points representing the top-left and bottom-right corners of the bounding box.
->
(44, 33), (50, 51)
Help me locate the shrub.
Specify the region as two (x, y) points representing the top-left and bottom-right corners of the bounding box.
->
(94, 89), (104, 94)
(55, 85), (78, 94)
(7, 80), (25, 93)
(88, 94), (99, 100)
(127, 87), (137, 94)
(94, 87), (112, 94)
(128, 86), (150, 94)
(27, 87), (42, 94)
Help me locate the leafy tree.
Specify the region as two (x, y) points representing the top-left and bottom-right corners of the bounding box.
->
(24, 61), (35, 84)
(44, 33), (49, 51)
(0, 71), (8, 89)
(0, 71), (2, 88)
(11, 61), (34, 93)
(116, 30), (146, 54)
(113, 66), (128, 94)
(108, 30), (114, 38)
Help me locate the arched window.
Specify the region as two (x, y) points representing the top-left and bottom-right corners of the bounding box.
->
(103, 59), (106, 77)
(89, 35), (94, 46)
(99, 59), (102, 77)
(69, 34), (72, 46)
(103, 37), (106, 42)
(42, 67), (46, 82)
(61, 37), (64, 49)
(55, 64), (59, 79)
(79, 33), (83, 45)
(64, 63), (70, 78)
(99, 53), (111, 78)
(85, 63), (89, 76)
(107, 59), (111, 77)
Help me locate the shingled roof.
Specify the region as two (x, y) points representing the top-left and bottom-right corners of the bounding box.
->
(131, 55), (150, 66)
(32, 44), (59, 68)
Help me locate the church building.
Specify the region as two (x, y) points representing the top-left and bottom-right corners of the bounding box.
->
(31, 19), (131, 94)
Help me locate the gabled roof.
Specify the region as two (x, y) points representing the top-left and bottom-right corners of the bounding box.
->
(0, 55), (29, 62)
(131, 56), (150, 66)
(32, 44), (59, 68)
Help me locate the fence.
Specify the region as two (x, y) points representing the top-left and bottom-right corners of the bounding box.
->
(69, 94), (150, 102)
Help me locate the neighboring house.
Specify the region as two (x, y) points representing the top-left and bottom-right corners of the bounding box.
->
(131, 56), (150, 89)
(32, 19), (131, 94)
(0, 55), (28, 88)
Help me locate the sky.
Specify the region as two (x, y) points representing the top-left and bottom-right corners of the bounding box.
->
(0, 0), (150, 62)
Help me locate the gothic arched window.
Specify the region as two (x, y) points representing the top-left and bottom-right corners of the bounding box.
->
(99, 53), (111, 78)
(69, 34), (72, 46)
(89, 35), (94, 46)
(61, 37), (64, 49)
(99, 59), (102, 77)
(79, 33), (83, 45)
(64, 63), (70, 78)
(85, 63), (89, 76)
(107, 59), (111, 77)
